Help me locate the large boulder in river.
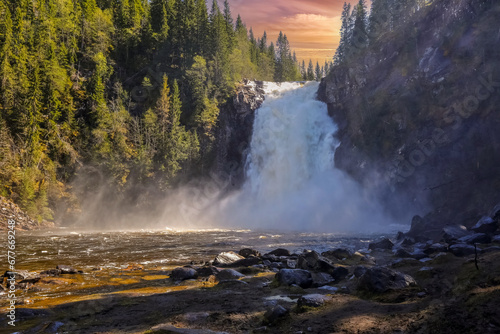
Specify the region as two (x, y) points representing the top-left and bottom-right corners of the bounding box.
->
(56, 265), (78, 274)
(213, 251), (244, 266)
(322, 248), (354, 261)
(267, 248), (291, 257)
(357, 267), (417, 293)
(170, 267), (198, 282)
(216, 269), (245, 281)
(276, 269), (312, 288)
(226, 257), (261, 267)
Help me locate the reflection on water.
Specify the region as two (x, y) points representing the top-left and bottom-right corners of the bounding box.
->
(3, 229), (383, 272)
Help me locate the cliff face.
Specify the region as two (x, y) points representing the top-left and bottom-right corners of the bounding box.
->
(213, 80), (266, 189)
(318, 0), (500, 228)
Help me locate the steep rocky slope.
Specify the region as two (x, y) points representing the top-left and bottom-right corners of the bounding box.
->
(318, 0), (500, 229)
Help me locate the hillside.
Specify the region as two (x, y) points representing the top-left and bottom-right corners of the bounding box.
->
(318, 0), (500, 230)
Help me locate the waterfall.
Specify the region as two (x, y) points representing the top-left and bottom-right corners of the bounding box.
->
(210, 82), (396, 232)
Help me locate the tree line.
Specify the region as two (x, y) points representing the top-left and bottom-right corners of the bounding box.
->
(0, 0), (318, 221)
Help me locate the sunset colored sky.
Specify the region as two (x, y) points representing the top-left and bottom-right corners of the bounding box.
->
(225, 0), (347, 65)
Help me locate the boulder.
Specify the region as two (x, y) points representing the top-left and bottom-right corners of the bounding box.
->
(471, 217), (498, 234)
(449, 244), (477, 257)
(423, 243), (448, 255)
(394, 248), (413, 258)
(322, 248), (354, 261)
(213, 251), (244, 266)
(357, 267), (417, 293)
(170, 267), (198, 282)
(275, 269), (312, 288)
(263, 305), (289, 324)
(267, 248), (291, 257)
(238, 248), (261, 258)
(40, 269), (62, 277)
(3, 270), (30, 281)
(216, 269), (245, 281)
(197, 266), (219, 277)
(56, 265), (78, 274)
(297, 250), (348, 281)
(310, 272), (335, 287)
(442, 225), (470, 243)
(223, 257), (261, 267)
(297, 294), (331, 308)
(369, 238), (394, 250)
(458, 233), (491, 245)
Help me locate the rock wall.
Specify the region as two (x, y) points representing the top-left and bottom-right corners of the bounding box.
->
(318, 0), (500, 228)
(213, 80), (266, 189)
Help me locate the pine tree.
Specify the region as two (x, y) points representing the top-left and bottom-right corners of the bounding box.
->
(315, 61), (322, 81)
(150, 0), (169, 40)
(334, 2), (351, 65)
(351, 0), (368, 52)
(307, 60), (314, 81)
(223, 0), (235, 49)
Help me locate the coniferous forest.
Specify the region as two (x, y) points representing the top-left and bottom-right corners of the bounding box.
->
(0, 0), (320, 223)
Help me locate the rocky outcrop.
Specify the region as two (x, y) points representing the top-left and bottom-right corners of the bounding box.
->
(318, 0), (500, 232)
(0, 196), (54, 231)
(213, 80), (267, 189)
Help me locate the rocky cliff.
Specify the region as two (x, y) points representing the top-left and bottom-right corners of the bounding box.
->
(318, 0), (500, 229)
(213, 80), (267, 189)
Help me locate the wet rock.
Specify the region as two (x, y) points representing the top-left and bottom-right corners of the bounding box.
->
(217, 279), (248, 287)
(267, 248), (290, 257)
(310, 272), (335, 287)
(318, 285), (339, 293)
(197, 266), (219, 277)
(442, 225), (470, 243)
(216, 269), (245, 280)
(394, 248), (412, 258)
(263, 260), (272, 267)
(3, 270), (30, 281)
(226, 257), (261, 267)
(471, 216), (498, 234)
(322, 248), (354, 261)
(170, 267), (198, 282)
(357, 267), (417, 293)
(213, 251), (245, 266)
(56, 265), (78, 274)
(449, 244), (477, 257)
(297, 294), (331, 308)
(285, 259), (297, 269)
(275, 269), (313, 288)
(263, 305), (289, 324)
(458, 233), (491, 245)
(369, 238), (394, 250)
(238, 248), (261, 258)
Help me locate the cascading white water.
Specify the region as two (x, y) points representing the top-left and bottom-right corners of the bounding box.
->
(245, 82), (337, 200)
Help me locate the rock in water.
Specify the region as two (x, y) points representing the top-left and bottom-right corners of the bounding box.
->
(170, 267), (198, 282)
(357, 267), (417, 293)
(276, 269), (312, 288)
(238, 248), (261, 258)
(56, 265), (78, 274)
(213, 251), (244, 266)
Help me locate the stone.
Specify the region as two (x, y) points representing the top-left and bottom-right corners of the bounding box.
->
(458, 233), (491, 245)
(318, 286), (339, 292)
(423, 243), (448, 255)
(449, 244), (477, 257)
(490, 203), (500, 221)
(170, 267), (198, 282)
(321, 248), (354, 261)
(357, 267), (417, 293)
(56, 265), (78, 274)
(263, 305), (289, 324)
(267, 248), (290, 257)
(197, 266), (219, 277)
(216, 269), (245, 281)
(353, 266), (368, 278)
(285, 259), (297, 269)
(493, 235), (500, 243)
(297, 250), (348, 281)
(310, 272), (335, 287)
(442, 225), (470, 243)
(150, 323), (229, 334)
(471, 217), (498, 234)
(124, 263), (144, 271)
(394, 248), (412, 258)
(224, 257), (261, 267)
(213, 251), (245, 266)
(297, 294), (330, 308)
(40, 269), (62, 277)
(369, 238), (394, 251)
(238, 248), (261, 258)
(275, 269), (312, 288)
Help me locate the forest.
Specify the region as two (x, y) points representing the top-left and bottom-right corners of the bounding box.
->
(0, 0), (333, 223)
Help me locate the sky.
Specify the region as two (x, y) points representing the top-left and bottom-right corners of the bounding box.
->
(225, 0), (348, 65)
